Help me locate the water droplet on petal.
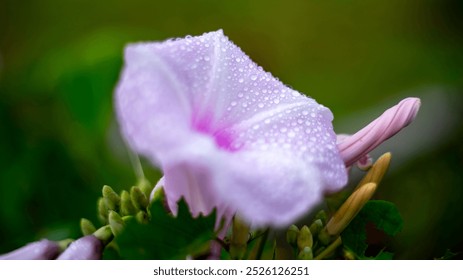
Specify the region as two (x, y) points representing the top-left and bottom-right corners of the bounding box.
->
(250, 75), (257, 81)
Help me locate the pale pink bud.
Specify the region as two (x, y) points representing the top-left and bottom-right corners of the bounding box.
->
(338, 97), (421, 167)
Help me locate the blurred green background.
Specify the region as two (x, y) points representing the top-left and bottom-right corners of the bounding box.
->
(1, 0), (462, 259)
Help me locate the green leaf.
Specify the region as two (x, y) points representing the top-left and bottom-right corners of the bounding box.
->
(114, 199), (217, 259)
(341, 200), (403, 259)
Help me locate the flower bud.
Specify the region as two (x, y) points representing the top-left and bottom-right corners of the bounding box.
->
(97, 197), (108, 223)
(93, 225), (113, 245)
(297, 247), (313, 260)
(309, 219), (323, 236)
(120, 190), (137, 216)
(108, 210), (125, 237)
(357, 152), (391, 188)
(137, 177), (153, 199)
(102, 185), (121, 211)
(135, 210), (149, 224)
(338, 97), (420, 167)
(297, 225), (313, 251)
(57, 235), (103, 260)
(315, 210), (327, 225)
(80, 218), (96, 235)
(0, 239), (60, 260)
(130, 186), (148, 211)
(326, 182), (377, 236)
(286, 224), (299, 247)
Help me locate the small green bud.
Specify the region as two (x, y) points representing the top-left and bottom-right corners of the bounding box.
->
(137, 177), (153, 198)
(297, 225), (313, 251)
(97, 197), (108, 224)
(309, 219), (323, 236)
(108, 211), (125, 237)
(286, 224), (299, 247)
(93, 225), (113, 245)
(130, 186), (148, 211)
(102, 185), (121, 211)
(120, 190), (136, 216)
(80, 218), (97, 235)
(297, 247), (313, 260)
(315, 210), (327, 225)
(135, 211), (149, 224)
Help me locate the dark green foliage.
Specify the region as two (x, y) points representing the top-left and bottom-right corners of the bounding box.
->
(115, 199), (216, 259)
(342, 200), (403, 259)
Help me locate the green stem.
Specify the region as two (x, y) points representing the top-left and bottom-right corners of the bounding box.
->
(314, 236), (342, 260)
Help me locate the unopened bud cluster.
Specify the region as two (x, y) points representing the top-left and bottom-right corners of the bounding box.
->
(285, 152), (392, 260)
(80, 178), (156, 252)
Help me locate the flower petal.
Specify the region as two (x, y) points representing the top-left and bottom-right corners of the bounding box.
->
(224, 149), (324, 227)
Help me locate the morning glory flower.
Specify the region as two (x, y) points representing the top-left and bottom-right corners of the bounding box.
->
(115, 30), (348, 227)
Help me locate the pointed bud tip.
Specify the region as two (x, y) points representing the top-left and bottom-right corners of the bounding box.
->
(402, 97), (421, 121)
(297, 225), (313, 250)
(361, 182), (377, 195)
(286, 224), (299, 246)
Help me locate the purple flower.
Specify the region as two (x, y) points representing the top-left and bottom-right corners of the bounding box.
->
(115, 30), (348, 227)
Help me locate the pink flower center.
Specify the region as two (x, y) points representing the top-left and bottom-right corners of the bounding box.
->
(191, 111), (237, 152)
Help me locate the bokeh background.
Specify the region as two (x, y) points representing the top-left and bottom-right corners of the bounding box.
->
(1, 0), (462, 259)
